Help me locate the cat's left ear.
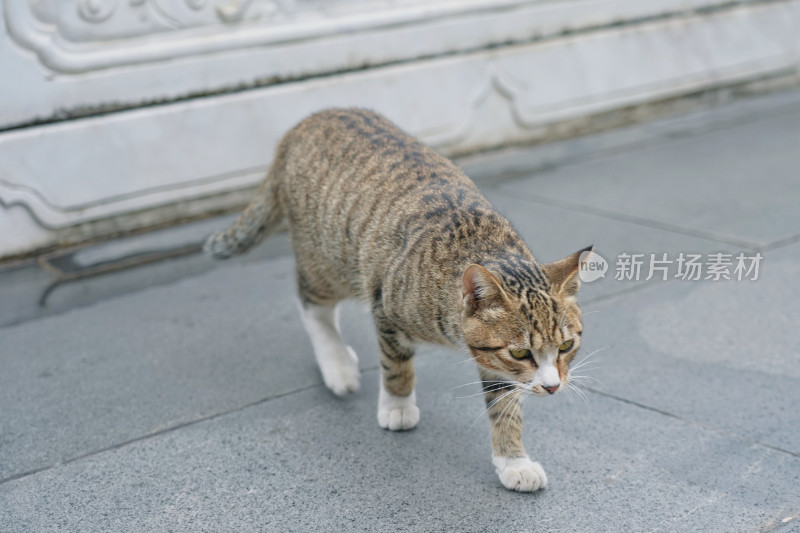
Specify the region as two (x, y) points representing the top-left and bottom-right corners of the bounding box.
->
(462, 264), (507, 315)
(542, 245), (593, 298)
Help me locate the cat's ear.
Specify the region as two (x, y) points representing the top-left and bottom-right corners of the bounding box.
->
(462, 264), (506, 314)
(542, 245), (593, 298)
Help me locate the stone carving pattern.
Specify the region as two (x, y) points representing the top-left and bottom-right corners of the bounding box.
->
(6, 0), (519, 72)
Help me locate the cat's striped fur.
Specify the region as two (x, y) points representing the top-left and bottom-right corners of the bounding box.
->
(205, 108), (590, 492)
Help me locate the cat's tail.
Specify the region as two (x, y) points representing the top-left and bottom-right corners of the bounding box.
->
(203, 167), (284, 259)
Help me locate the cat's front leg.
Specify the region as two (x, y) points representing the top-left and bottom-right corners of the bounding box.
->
(374, 315), (419, 431)
(481, 372), (548, 492)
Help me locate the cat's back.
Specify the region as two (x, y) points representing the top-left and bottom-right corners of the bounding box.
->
(279, 108), (475, 196)
(276, 108), (494, 241)
(275, 108), (516, 308)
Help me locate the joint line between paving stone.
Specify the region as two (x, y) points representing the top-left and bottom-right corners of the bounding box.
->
(476, 95), (800, 190)
(471, 137), (669, 189)
(491, 188), (760, 250)
(760, 232), (800, 253)
(0, 383), (319, 485)
(583, 279), (668, 306)
(586, 387), (800, 459)
(0, 367), (378, 486)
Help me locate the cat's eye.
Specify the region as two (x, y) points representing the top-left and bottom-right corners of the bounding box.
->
(558, 339), (574, 352)
(509, 348), (531, 359)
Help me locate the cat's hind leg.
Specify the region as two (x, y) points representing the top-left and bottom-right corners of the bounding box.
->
(296, 268), (360, 396)
(298, 300), (360, 396)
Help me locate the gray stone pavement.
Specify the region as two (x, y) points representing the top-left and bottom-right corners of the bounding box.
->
(2, 91), (800, 532)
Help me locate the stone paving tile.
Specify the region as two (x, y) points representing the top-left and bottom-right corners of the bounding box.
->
(579, 241), (800, 455)
(2, 352), (798, 533)
(0, 228), (293, 330)
(0, 257), (376, 481)
(496, 106), (800, 249)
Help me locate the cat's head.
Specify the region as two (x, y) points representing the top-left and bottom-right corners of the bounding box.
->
(461, 246), (592, 396)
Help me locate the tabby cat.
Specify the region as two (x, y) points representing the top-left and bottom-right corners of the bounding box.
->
(204, 108), (590, 492)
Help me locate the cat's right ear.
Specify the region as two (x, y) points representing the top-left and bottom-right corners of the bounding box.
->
(462, 264), (505, 314)
(542, 245), (593, 298)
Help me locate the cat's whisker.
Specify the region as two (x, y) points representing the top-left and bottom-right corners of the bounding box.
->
(570, 367), (599, 377)
(491, 386), (521, 408)
(563, 383), (577, 402)
(507, 385), (525, 411)
(453, 384), (514, 399)
(495, 392), (514, 425)
(571, 355), (601, 367)
(453, 354), (485, 366)
(472, 386), (517, 422)
(514, 389), (531, 424)
(567, 383), (590, 405)
(576, 388), (590, 405)
(573, 354), (605, 369)
(498, 390), (522, 432)
(500, 399), (518, 433)
(486, 383), (517, 393)
(570, 380), (603, 392)
(571, 353), (595, 364)
(574, 346), (607, 363)
(470, 386), (520, 428)
(569, 380), (600, 390)
(569, 366), (599, 379)
(569, 366), (595, 378)
(568, 367), (600, 379)
(569, 347), (607, 373)
(455, 391), (499, 399)
(513, 390), (528, 428)
(566, 383), (585, 404)
(447, 380), (510, 391)
(571, 358), (600, 367)
(574, 389), (590, 406)
(569, 374), (601, 383)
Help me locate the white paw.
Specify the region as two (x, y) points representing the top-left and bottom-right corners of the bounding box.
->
(321, 346), (360, 396)
(377, 383), (419, 431)
(493, 456), (548, 492)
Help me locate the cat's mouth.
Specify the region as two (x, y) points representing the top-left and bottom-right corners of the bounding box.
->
(527, 383), (562, 396)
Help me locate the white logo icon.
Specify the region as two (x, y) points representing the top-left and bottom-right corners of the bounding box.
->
(578, 251), (607, 283)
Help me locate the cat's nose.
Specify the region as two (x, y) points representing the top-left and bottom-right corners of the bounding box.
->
(543, 384), (560, 394)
